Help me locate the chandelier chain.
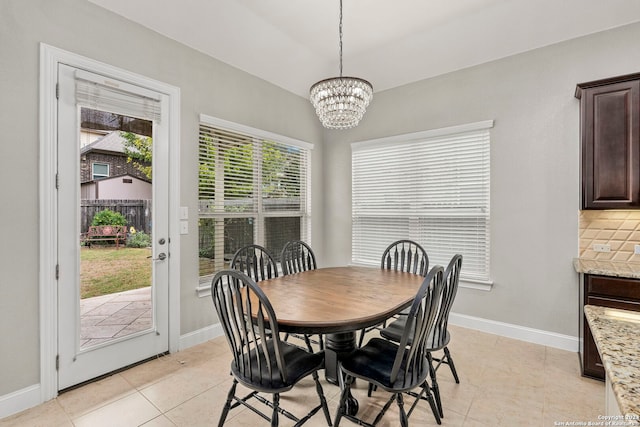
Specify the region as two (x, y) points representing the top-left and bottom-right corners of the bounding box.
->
(339, 0), (343, 77)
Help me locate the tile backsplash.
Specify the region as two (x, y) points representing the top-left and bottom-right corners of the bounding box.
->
(579, 210), (640, 261)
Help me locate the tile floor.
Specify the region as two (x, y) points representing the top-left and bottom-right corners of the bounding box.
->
(1, 325), (604, 426)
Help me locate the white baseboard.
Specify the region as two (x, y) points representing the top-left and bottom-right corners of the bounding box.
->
(178, 323), (223, 351)
(449, 312), (579, 352)
(0, 384), (41, 420)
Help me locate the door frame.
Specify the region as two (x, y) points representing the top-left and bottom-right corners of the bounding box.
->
(39, 43), (181, 401)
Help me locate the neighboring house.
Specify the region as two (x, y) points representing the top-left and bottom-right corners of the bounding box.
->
(80, 131), (151, 199)
(81, 173), (152, 200)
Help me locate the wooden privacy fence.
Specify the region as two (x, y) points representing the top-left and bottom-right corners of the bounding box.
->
(81, 199), (152, 234)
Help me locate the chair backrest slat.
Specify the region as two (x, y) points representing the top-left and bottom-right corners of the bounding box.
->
(231, 244), (279, 282)
(211, 270), (288, 385)
(281, 240), (317, 275)
(381, 239), (429, 277)
(390, 265), (444, 387)
(428, 254), (463, 349)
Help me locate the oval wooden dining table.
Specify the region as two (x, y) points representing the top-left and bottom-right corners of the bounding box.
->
(255, 266), (426, 385)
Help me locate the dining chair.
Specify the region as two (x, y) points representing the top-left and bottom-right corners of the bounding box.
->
(358, 239), (429, 347)
(379, 254), (463, 418)
(211, 270), (332, 427)
(334, 266), (444, 426)
(280, 240), (323, 352)
(280, 240), (317, 275)
(229, 244), (279, 343)
(230, 244), (279, 282)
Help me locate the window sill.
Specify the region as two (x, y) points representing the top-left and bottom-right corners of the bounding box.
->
(196, 275), (213, 298)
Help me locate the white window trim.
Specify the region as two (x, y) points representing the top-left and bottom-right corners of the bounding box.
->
(351, 120), (494, 291)
(195, 115), (313, 297)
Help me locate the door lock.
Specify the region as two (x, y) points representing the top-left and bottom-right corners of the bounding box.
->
(147, 252), (167, 261)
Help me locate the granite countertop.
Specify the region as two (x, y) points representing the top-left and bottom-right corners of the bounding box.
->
(574, 258), (640, 279)
(584, 305), (640, 421)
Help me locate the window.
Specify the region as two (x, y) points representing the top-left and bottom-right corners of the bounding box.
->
(92, 162), (109, 180)
(351, 121), (492, 285)
(197, 115), (312, 288)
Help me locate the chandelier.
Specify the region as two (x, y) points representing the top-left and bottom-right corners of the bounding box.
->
(310, 0), (373, 129)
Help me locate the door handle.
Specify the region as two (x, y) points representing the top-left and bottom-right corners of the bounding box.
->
(147, 253), (167, 261)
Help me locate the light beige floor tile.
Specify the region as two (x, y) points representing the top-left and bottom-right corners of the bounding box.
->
(0, 399), (72, 427)
(140, 414), (177, 426)
(56, 373), (136, 418)
(140, 359), (228, 412)
(72, 392), (161, 427)
(120, 354), (183, 390)
(165, 379), (243, 426)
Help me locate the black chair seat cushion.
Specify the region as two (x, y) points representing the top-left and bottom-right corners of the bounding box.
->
(380, 319), (450, 350)
(340, 338), (429, 392)
(231, 339), (325, 392)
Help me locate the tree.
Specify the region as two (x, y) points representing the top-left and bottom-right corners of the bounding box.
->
(120, 131), (152, 180)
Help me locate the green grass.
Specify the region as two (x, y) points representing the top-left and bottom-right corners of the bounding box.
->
(81, 247), (152, 299)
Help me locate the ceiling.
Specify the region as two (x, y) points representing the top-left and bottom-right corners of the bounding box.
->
(88, 0), (640, 98)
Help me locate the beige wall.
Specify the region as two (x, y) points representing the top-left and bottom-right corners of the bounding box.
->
(322, 22), (640, 337)
(0, 0), (323, 397)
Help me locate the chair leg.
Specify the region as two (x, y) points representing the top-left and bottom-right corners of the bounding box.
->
(396, 393), (409, 427)
(427, 352), (443, 418)
(218, 379), (238, 427)
(419, 381), (442, 425)
(312, 371), (332, 426)
(303, 335), (314, 353)
(367, 382), (375, 397)
(334, 374), (354, 427)
(444, 346), (460, 383)
(272, 393), (279, 427)
(357, 329), (366, 347)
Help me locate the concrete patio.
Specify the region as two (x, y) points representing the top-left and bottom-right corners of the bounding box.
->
(79, 286), (152, 348)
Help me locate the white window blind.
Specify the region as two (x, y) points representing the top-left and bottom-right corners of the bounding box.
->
(198, 117), (312, 287)
(352, 121), (492, 283)
(75, 70), (161, 122)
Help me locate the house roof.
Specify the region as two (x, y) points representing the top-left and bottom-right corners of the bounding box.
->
(81, 131), (128, 155)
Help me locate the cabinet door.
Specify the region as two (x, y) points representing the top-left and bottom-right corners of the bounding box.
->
(581, 80), (640, 209)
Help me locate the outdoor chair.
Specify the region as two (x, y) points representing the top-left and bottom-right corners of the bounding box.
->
(280, 240), (323, 352)
(379, 254), (463, 418)
(211, 270), (332, 427)
(334, 266), (444, 426)
(358, 239), (429, 347)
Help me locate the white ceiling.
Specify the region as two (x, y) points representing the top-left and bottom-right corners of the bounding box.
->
(88, 0), (640, 98)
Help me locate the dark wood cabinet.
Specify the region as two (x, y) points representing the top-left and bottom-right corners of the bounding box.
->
(580, 274), (640, 380)
(576, 74), (640, 209)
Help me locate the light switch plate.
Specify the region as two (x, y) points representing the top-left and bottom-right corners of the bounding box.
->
(180, 220), (188, 235)
(635, 244), (640, 255)
(593, 244), (611, 253)
(180, 206), (188, 220)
